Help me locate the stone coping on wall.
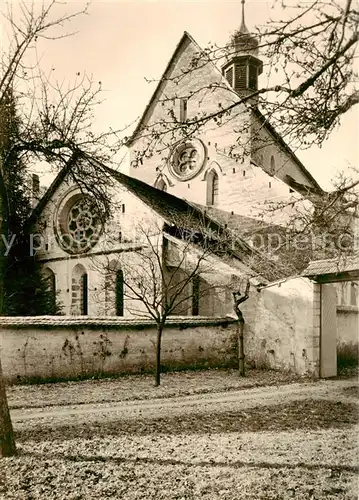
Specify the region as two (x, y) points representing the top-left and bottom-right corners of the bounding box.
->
(0, 315), (237, 330)
(337, 305), (359, 313)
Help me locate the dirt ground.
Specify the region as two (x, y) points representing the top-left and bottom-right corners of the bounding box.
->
(1, 369), (358, 499)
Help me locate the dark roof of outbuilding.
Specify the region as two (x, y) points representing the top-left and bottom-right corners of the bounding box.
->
(193, 204), (312, 275)
(302, 253), (359, 277)
(193, 205), (277, 236)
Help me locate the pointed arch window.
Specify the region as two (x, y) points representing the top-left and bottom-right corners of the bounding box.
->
(72, 264), (88, 315)
(206, 170), (219, 206)
(81, 273), (88, 315)
(270, 155), (276, 175)
(106, 261), (124, 316)
(43, 268), (56, 312)
(116, 269), (124, 316)
(156, 178), (167, 192)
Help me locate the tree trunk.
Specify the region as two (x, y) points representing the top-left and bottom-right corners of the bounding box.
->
(0, 357), (16, 457)
(155, 325), (163, 387)
(0, 164), (16, 457)
(237, 320), (245, 377)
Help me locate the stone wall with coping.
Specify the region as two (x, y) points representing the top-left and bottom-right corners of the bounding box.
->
(0, 317), (238, 384)
(1, 278), (322, 384)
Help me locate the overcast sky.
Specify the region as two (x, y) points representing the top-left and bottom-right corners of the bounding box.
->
(4, 0), (358, 190)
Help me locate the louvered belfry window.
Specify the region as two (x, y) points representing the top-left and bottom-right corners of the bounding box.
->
(234, 64), (247, 91)
(225, 66), (234, 86)
(248, 65), (258, 90)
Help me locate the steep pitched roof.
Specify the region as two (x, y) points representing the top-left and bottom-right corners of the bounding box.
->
(30, 154), (299, 283)
(192, 204), (311, 275)
(192, 204), (275, 236)
(104, 167), (253, 251)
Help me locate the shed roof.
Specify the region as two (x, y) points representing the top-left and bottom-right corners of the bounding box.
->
(302, 253), (359, 277)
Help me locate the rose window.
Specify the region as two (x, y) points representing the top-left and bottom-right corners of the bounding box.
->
(55, 193), (104, 254)
(168, 139), (206, 181)
(68, 198), (101, 245)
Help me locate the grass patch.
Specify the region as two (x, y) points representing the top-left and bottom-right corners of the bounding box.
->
(337, 342), (358, 372)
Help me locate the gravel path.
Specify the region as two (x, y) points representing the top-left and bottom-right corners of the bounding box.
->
(3, 373), (358, 500)
(11, 377), (358, 424)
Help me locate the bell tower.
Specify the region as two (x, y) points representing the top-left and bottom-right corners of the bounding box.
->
(222, 0), (263, 97)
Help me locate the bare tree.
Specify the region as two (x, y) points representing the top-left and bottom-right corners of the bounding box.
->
(0, 0), (123, 457)
(0, 358), (16, 457)
(127, 0), (358, 238)
(130, 0), (358, 149)
(233, 281), (250, 376)
(92, 212), (259, 386)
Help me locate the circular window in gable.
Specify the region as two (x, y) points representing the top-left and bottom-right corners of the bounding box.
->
(168, 138), (207, 181)
(54, 190), (104, 254)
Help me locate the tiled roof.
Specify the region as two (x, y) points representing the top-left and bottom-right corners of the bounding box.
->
(193, 205), (277, 236)
(302, 253), (359, 277)
(105, 167), (256, 255)
(106, 168), (218, 230)
(105, 167), (286, 282)
(29, 159), (296, 283)
(0, 315), (236, 328)
(193, 204), (310, 275)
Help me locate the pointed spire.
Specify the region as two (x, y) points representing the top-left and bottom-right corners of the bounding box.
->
(240, 0), (249, 34)
(222, 0), (263, 99)
(230, 0), (259, 56)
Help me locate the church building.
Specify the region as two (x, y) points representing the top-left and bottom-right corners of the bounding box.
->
(33, 6), (327, 318)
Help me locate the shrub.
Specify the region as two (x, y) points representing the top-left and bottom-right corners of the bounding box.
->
(337, 342), (359, 371)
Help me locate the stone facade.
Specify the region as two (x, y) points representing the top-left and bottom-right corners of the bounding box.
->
(241, 278), (320, 377)
(36, 176), (162, 316)
(128, 33), (319, 226)
(32, 28), (323, 320)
